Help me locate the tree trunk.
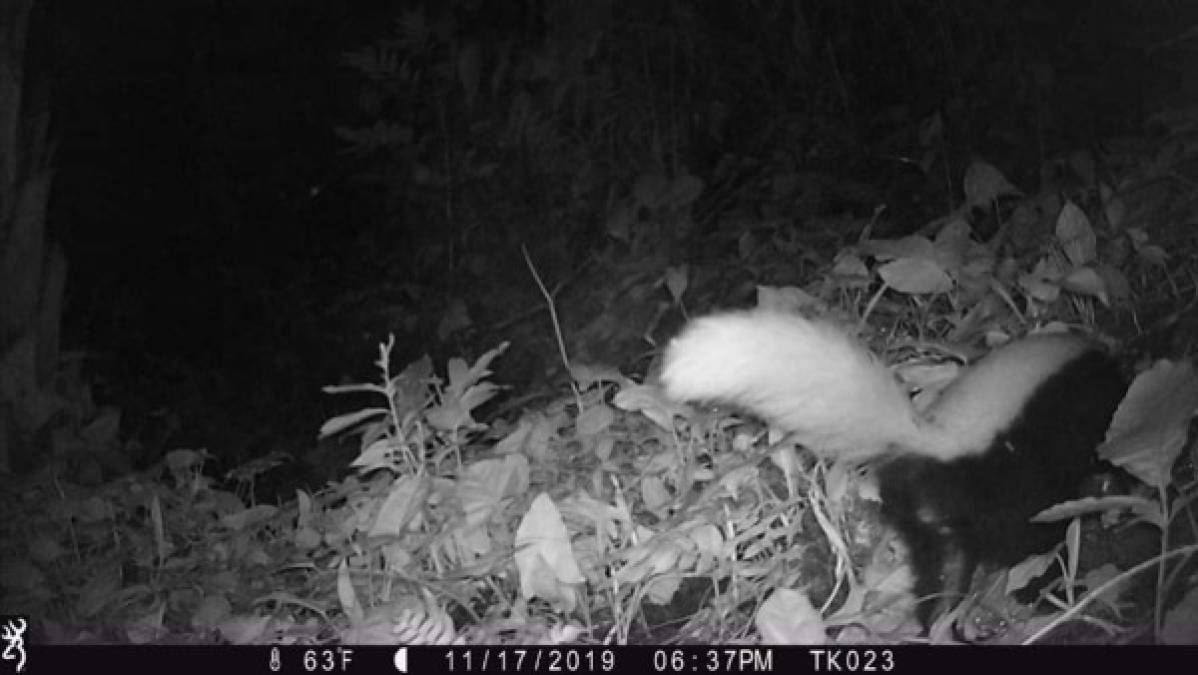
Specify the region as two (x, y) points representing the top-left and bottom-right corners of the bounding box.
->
(0, 0), (64, 473)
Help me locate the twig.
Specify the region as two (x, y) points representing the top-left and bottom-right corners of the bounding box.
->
(1022, 543), (1198, 644)
(522, 245), (584, 411)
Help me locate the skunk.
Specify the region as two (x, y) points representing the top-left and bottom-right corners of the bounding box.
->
(661, 309), (1127, 630)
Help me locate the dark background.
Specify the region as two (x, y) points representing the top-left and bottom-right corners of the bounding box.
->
(29, 0), (1198, 479)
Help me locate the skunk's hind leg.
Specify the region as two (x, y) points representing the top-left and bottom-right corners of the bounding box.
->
(877, 458), (980, 632)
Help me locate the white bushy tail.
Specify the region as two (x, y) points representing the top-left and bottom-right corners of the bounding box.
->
(660, 310), (925, 461)
(661, 310), (1097, 462)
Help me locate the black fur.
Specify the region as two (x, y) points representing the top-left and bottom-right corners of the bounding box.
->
(875, 348), (1127, 629)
